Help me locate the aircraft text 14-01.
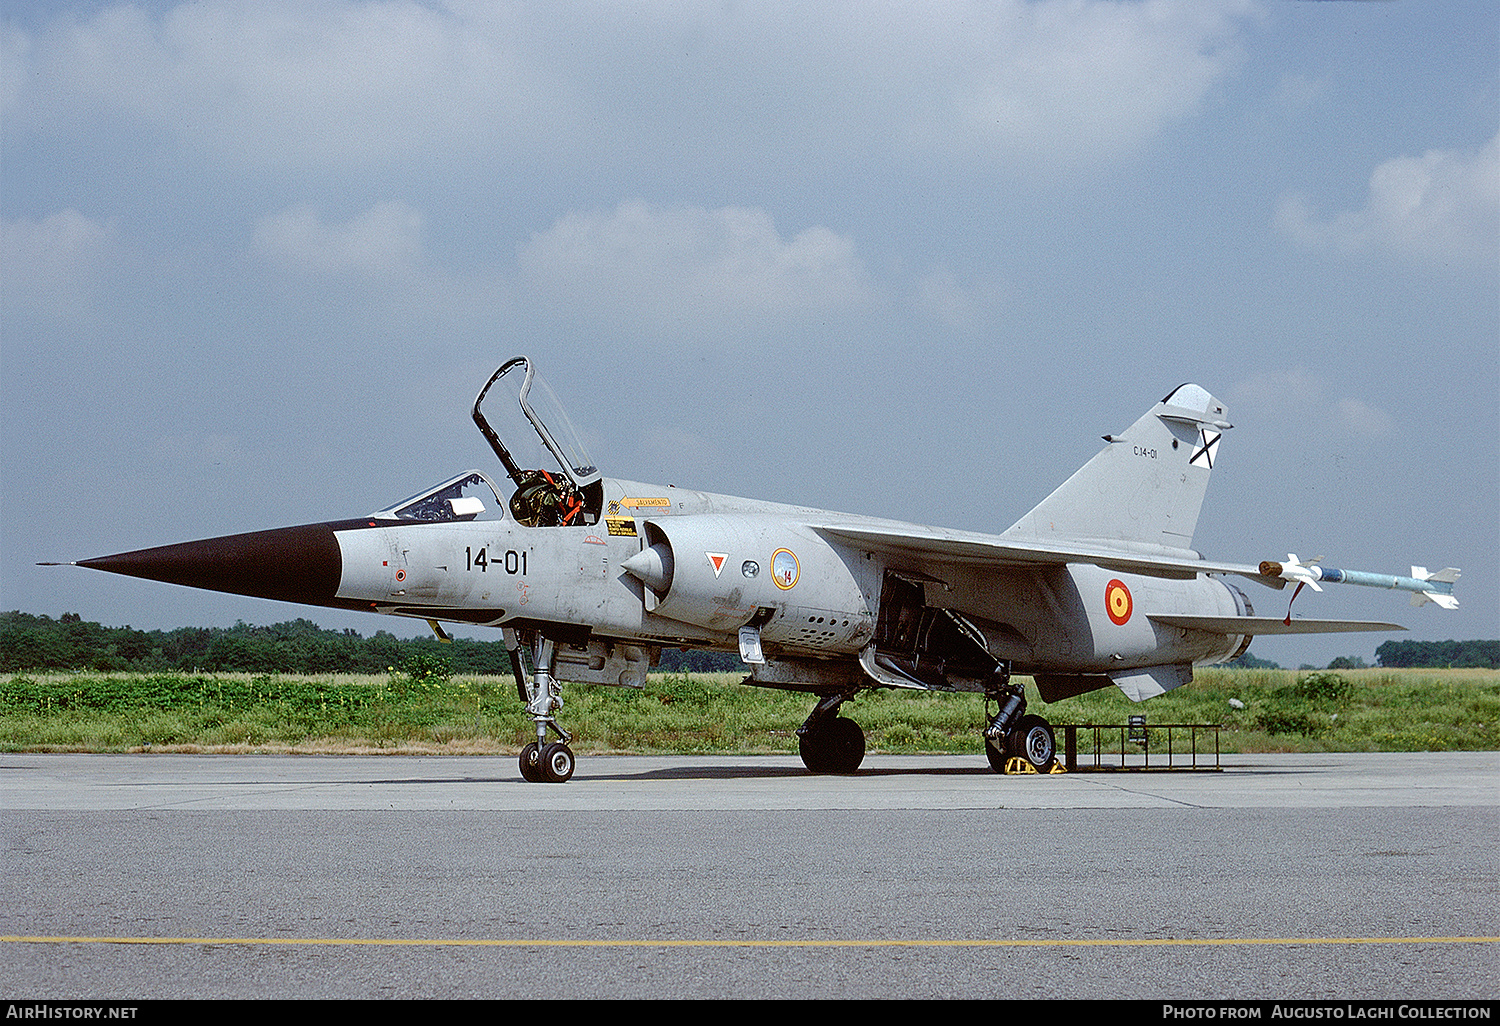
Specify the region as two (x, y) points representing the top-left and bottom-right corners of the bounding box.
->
(466, 547), (528, 574)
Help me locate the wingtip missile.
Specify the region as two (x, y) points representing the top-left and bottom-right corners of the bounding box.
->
(1259, 554), (1460, 609)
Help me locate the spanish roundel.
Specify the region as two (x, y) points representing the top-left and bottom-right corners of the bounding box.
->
(1105, 579), (1133, 626)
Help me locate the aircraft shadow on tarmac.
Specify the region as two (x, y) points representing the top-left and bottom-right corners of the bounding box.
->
(359, 757), (1303, 785)
(362, 762), (1009, 786)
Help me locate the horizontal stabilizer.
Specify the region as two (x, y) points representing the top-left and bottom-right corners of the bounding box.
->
(1150, 615), (1405, 636)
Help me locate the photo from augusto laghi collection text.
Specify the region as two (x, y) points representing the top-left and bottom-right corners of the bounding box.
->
(1161, 1005), (1493, 1020)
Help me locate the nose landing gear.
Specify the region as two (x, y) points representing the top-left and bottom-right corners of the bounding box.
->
(509, 631), (575, 783)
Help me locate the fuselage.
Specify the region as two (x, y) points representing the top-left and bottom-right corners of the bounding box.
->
(82, 473), (1247, 693)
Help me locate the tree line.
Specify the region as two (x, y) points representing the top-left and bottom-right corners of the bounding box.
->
(0, 611), (740, 675)
(4, 611), (1493, 674)
(1374, 639), (1500, 669)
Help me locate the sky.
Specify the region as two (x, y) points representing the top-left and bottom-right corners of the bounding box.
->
(2, 0), (1496, 671)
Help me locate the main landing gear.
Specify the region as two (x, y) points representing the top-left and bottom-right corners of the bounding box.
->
(983, 668), (1056, 773)
(796, 693), (866, 774)
(509, 632), (576, 783)
(795, 674), (1057, 777)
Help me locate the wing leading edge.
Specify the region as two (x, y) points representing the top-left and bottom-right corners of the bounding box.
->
(816, 523), (1271, 583)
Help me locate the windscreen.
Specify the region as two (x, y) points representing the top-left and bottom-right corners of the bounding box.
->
(372, 471), (507, 522)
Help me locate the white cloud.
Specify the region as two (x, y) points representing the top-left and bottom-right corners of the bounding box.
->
(941, 0), (1256, 163)
(1230, 370), (1397, 439)
(519, 200), (870, 330)
(248, 200), (519, 336)
(5, 1), (542, 170)
(1335, 398), (1395, 439)
(0, 209), (120, 315)
(252, 202), (426, 278)
(4, 0), (1258, 177)
(1276, 132), (1500, 269)
(914, 265), (1015, 333)
(0, 19), (30, 116)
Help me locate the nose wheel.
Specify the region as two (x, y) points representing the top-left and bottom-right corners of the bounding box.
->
(509, 631), (576, 783)
(520, 740), (576, 783)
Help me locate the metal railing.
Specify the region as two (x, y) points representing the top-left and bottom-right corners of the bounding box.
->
(1053, 719), (1221, 771)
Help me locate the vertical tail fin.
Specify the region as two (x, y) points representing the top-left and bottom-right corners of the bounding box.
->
(1001, 384), (1231, 555)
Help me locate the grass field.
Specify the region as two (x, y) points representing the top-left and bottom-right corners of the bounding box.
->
(2, 665), (1496, 756)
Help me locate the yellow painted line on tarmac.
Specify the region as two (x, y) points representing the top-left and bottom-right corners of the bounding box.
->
(4, 935), (1498, 949)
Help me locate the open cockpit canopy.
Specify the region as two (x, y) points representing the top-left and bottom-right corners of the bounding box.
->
(471, 356), (603, 526)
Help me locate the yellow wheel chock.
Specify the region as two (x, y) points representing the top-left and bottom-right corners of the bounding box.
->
(1002, 757), (1067, 775)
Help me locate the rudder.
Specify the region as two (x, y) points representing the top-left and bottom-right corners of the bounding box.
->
(1001, 384), (1231, 555)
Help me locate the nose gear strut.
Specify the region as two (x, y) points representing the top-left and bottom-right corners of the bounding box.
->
(507, 630), (576, 783)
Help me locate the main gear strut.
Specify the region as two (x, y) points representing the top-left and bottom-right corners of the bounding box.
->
(982, 663), (1056, 773)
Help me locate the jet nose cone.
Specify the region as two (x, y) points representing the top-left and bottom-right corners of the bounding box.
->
(78, 523), (344, 606)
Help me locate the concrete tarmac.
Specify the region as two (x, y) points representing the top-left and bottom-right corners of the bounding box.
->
(3, 751), (1497, 1000)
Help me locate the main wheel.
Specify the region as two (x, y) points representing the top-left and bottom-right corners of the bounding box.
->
(1006, 714), (1056, 772)
(984, 737), (1007, 773)
(519, 741), (544, 782)
(541, 741), (575, 783)
(799, 717), (865, 775)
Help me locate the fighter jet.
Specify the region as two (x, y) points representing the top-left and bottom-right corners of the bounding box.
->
(58, 356), (1459, 782)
